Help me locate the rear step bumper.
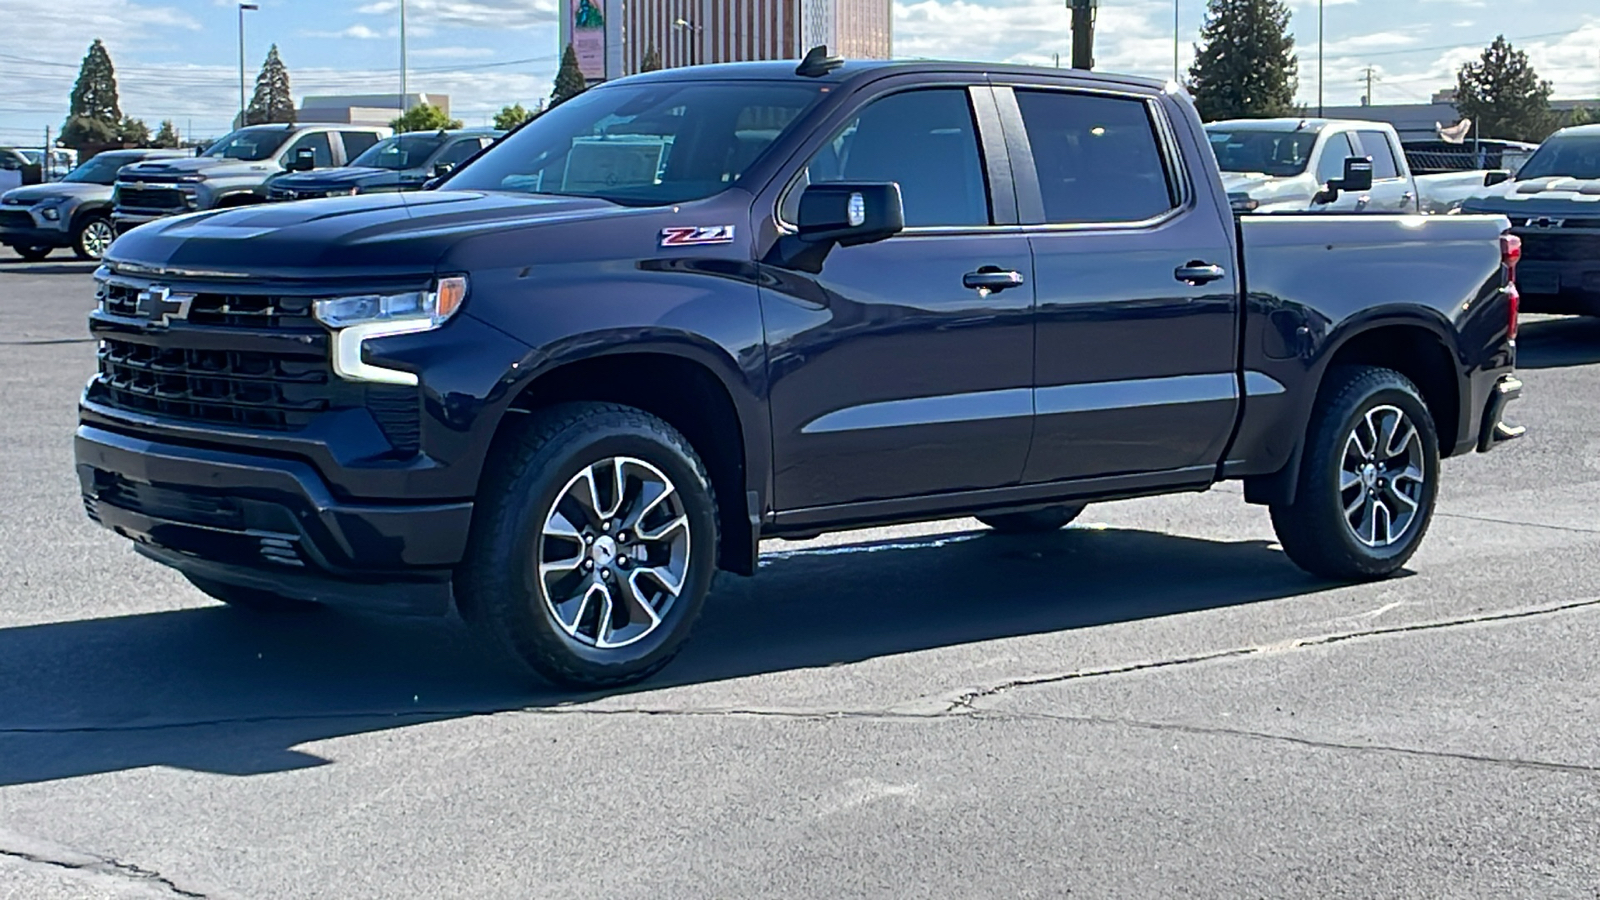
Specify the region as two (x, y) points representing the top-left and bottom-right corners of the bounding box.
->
(1479, 374), (1525, 452)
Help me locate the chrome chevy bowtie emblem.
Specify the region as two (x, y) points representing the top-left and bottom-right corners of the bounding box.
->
(135, 285), (194, 325)
(1529, 217), (1565, 229)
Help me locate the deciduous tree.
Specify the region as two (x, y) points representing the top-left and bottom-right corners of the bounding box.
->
(1454, 36), (1556, 142)
(390, 103), (463, 132)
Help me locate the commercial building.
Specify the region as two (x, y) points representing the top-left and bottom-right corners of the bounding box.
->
(1319, 94), (1597, 142)
(561, 0), (891, 83)
(297, 93), (452, 128)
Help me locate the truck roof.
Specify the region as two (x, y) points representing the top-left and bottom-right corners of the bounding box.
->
(613, 58), (1172, 94)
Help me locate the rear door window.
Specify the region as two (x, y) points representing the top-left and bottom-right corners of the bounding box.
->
(1012, 89), (1177, 224)
(340, 131), (381, 160)
(283, 132), (334, 168)
(435, 138), (484, 168)
(1355, 130), (1402, 179)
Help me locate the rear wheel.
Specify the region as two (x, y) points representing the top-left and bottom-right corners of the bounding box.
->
(977, 504), (1086, 534)
(14, 245), (50, 261)
(1270, 365), (1439, 580)
(73, 215), (115, 260)
(457, 402), (719, 689)
(186, 575), (320, 613)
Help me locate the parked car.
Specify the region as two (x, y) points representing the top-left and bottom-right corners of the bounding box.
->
(1206, 118), (1496, 214)
(111, 123), (389, 231)
(78, 58), (1522, 689)
(1460, 124), (1600, 315)
(0, 149), (191, 261)
(264, 129), (503, 200)
(0, 147), (34, 194)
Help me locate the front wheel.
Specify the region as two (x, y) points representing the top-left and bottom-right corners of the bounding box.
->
(1270, 365), (1440, 580)
(457, 402), (719, 689)
(14, 245), (50, 261)
(73, 215), (115, 260)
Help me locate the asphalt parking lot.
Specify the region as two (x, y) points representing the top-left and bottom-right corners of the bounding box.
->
(2, 245), (1599, 899)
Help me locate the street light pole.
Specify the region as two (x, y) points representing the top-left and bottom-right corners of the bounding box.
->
(1317, 0), (1324, 116)
(400, 0), (408, 112)
(238, 3), (258, 128)
(674, 18), (701, 67)
(1173, 0), (1179, 83)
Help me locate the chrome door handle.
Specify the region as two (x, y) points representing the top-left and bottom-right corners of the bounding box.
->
(1174, 262), (1226, 285)
(963, 268), (1025, 294)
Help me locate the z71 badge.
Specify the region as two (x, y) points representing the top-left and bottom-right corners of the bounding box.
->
(659, 225), (736, 247)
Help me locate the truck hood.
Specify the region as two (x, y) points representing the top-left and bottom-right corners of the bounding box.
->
(1, 182), (109, 204)
(1460, 176), (1600, 217)
(1220, 171), (1316, 206)
(271, 167), (421, 192)
(105, 190), (627, 279)
(120, 156), (277, 182)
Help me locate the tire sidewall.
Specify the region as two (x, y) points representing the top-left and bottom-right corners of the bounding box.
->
(1316, 380), (1440, 567)
(494, 422), (718, 678)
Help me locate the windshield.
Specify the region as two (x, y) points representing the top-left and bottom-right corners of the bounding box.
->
(353, 134), (447, 170)
(63, 154), (138, 185)
(1516, 135), (1600, 181)
(202, 129), (292, 162)
(444, 81), (825, 205)
(1206, 128), (1318, 176)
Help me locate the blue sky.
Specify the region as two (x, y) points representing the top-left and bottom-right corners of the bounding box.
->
(0, 0), (1596, 147)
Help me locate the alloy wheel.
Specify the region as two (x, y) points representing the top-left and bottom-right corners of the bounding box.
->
(81, 219), (115, 259)
(536, 456), (691, 649)
(1339, 404), (1426, 547)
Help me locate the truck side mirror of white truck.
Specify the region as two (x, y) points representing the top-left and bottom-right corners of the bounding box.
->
(1315, 156), (1375, 205)
(1484, 170), (1511, 187)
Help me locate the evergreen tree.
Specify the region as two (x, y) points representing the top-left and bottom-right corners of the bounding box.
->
(641, 46), (663, 73)
(60, 39), (122, 149)
(1186, 0), (1299, 121)
(390, 103), (463, 132)
(117, 117), (152, 147)
(551, 44), (587, 106)
(245, 44), (296, 125)
(1455, 36), (1556, 142)
(494, 103), (534, 130)
(152, 120), (180, 148)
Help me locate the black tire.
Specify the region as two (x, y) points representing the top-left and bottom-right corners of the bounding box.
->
(14, 245), (50, 261)
(1270, 365), (1440, 580)
(186, 575), (321, 613)
(977, 504), (1087, 534)
(456, 402), (719, 689)
(73, 215), (115, 260)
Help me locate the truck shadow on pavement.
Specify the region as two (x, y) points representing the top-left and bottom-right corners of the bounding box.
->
(0, 259), (99, 277)
(0, 526), (1341, 787)
(1515, 316), (1600, 369)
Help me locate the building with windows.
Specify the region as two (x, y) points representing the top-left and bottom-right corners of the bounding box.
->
(560, 0), (891, 83)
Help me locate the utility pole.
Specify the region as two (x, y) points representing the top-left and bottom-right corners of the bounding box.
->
(1362, 65), (1375, 106)
(43, 126), (50, 178)
(1069, 0), (1097, 70)
(238, 3), (257, 129)
(1317, 0), (1324, 116)
(1173, 0), (1179, 82)
(399, 0), (408, 113)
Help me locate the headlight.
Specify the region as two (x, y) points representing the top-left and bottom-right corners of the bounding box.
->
(315, 276), (467, 385)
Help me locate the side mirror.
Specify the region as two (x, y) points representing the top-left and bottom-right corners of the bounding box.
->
(1314, 156), (1374, 205)
(1484, 170), (1511, 187)
(287, 147), (317, 172)
(797, 182), (904, 247)
(431, 161), (455, 179)
(1229, 194), (1260, 214)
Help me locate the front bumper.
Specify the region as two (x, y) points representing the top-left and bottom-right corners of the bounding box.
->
(111, 210), (177, 232)
(0, 209), (71, 247)
(1478, 374), (1525, 452)
(76, 424), (471, 614)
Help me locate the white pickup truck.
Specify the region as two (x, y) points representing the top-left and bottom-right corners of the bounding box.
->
(1205, 118), (1495, 215)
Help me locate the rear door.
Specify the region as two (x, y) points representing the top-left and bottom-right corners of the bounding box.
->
(995, 81), (1240, 483)
(1353, 129), (1418, 212)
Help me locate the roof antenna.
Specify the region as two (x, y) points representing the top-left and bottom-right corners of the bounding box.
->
(796, 45), (844, 77)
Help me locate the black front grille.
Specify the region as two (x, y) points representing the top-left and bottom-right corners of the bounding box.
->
(0, 209), (33, 230)
(94, 474), (244, 529)
(1516, 232), (1600, 263)
(98, 338), (330, 429)
(115, 185), (187, 210)
(99, 282), (318, 331)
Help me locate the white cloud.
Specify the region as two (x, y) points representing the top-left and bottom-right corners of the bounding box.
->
(353, 0), (556, 31)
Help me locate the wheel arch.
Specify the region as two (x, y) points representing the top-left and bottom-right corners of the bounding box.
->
(481, 339), (765, 576)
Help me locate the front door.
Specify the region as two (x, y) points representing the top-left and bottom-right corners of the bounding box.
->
(761, 85), (1035, 510)
(997, 83), (1241, 483)
(1353, 129), (1419, 213)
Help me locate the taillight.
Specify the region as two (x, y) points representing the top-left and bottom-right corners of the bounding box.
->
(1501, 233), (1521, 340)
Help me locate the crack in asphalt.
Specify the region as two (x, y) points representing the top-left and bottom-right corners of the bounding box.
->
(981, 710), (1600, 778)
(1435, 511), (1600, 534)
(3, 597), (1597, 737)
(942, 596), (1600, 712)
(0, 844), (209, 898)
